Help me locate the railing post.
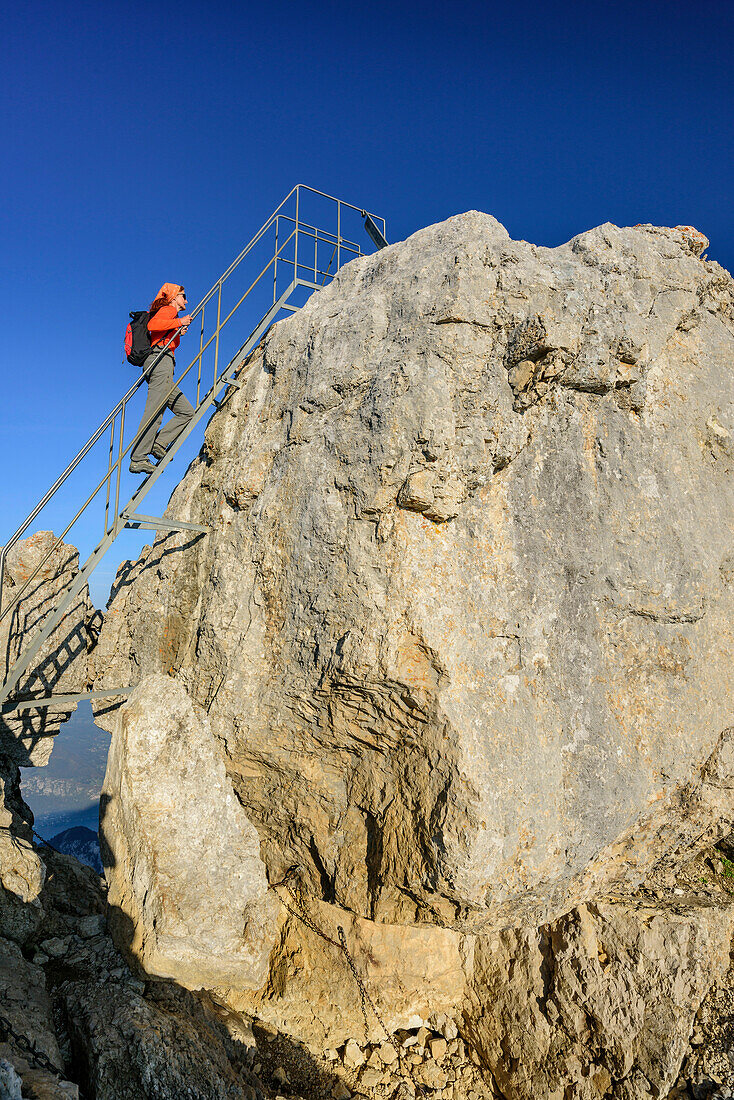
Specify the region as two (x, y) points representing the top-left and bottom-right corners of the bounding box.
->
(112, 399), (126, 537)
(294, 187), (299, 284)
(197, 305), (205, 407)
(273, 216), (279, 305)
(0, 185), (387, 670)
(104, 414), (116, 535)
(214, 283), (222, 387)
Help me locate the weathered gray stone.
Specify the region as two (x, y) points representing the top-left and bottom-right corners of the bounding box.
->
(0, 935), (65, 1086)
(87, 212), (734, 1088)
(100, 674), (279, 989)
(0, 1059), (22, 1099)
(58, 978), (257, 1100)
(93, 212), (734, 936)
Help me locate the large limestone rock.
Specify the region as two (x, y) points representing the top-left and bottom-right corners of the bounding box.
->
(92, 212), (734, 1076)
(94, 212), (734, 927)
(100, 675), (279, 989)
(1, 531), (98, 766)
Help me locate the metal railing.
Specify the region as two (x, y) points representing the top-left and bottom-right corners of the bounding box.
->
(0, 185), (386, 708)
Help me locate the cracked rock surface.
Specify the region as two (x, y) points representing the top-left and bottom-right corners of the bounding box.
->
(88, 212), (734, 1077)
(94, 211), (734, 927)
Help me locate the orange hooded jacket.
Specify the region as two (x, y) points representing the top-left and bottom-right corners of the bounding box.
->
(147, 283), (185, 352)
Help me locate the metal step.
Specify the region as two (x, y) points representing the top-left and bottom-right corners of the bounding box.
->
(363, 213), (389, 251)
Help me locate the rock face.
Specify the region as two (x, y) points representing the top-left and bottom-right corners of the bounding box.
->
(0, 839), (287, 1100)
(1, 530), (98, 766)
(0, 757), (45, 942)
(94, 212), (734, 923)
(680, 941), (734, 1097)
(87, 211), (734, 1091)
(466, 898), (734, 1100)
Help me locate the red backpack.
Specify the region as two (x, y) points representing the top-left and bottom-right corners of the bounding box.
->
(124, 311), (152, 366)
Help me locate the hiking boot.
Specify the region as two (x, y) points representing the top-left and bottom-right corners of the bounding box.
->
(129, 458), (156, 475)
(150, 443), (167, 460)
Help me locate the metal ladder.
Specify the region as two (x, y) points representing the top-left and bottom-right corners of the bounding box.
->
(0, 185), (387, 713)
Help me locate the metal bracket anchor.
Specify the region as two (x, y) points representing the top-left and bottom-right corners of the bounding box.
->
(122, 511), (210, 534)
(212, 376), (242, 408)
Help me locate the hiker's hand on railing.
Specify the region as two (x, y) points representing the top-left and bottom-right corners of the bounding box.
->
(180, 315), (192, 331)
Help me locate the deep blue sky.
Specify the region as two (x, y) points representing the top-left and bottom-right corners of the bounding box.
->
(2, 0), (732, 606)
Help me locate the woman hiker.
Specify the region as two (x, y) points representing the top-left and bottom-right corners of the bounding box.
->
(129, 283), (195, 475)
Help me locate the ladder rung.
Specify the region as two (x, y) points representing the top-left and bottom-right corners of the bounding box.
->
(363, 212), (388, 250)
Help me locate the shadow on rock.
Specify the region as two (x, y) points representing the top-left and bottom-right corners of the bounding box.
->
(0, 780), (338, 1099)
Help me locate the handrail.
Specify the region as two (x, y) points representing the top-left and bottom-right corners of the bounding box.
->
(0, 198), (290, 566)
(0, 282), (299, 708)
(0, 186), (386, 636)
(0, 228), (299, 626)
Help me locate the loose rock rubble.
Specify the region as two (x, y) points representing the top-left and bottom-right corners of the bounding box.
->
(324, 1017), (493, 1099)
(0, 842), (299, 1099)
(674, 918), (734, 1098)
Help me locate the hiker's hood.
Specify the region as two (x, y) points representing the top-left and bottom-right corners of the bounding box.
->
(156, 283), (183, 304)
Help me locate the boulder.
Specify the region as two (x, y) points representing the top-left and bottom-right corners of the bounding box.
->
(465, 897), (734, 1100)
(0, 754), (45, 941)
(93, 213), (734, 929)
(100, 674), (279, 989)
(91, 212), (734, 1063)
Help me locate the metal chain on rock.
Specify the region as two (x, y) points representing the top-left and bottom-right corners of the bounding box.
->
(271, 867), (343, 949)
(0, 1011), (70, 1083)
(271, 868), (428, 1098)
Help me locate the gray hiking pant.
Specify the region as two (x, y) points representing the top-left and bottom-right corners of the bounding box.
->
(130, 349), (194, 463)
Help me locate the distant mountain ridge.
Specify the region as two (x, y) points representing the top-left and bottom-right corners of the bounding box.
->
(22, 703), (108, 834)
(48, 825), (102, 874)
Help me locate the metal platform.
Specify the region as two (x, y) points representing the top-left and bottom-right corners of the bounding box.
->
(0, 186), (387, 712)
